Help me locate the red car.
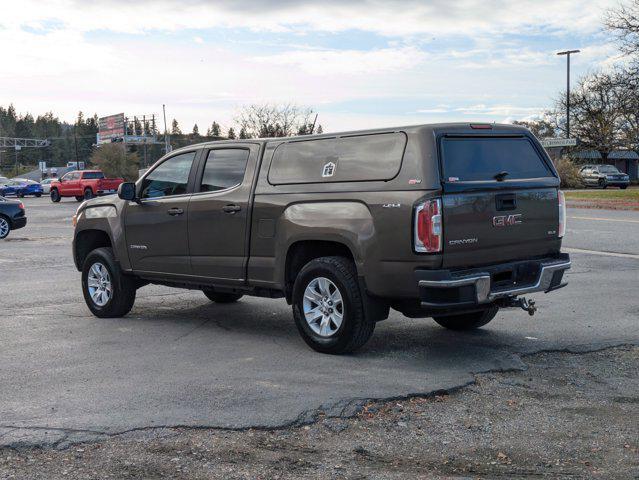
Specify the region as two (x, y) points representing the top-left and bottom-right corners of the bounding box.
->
(50, 170), (124, 202)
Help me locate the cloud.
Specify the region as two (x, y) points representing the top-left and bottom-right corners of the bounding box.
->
(0, 0), (620, 37)
(253, 46), (426, 75)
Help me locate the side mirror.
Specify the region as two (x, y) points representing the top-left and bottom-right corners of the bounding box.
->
(118, 182), (138, 202)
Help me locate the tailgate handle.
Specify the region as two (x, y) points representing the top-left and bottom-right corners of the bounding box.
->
(495, 194), (516, 211)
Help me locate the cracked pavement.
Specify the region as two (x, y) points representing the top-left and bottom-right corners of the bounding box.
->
(1, 198), (638, 450)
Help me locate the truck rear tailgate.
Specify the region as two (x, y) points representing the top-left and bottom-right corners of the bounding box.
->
(438, 134), (561, 268)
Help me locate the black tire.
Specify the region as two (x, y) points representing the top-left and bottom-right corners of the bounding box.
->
(50, 189), (61, 203)
(202, 290), (243, 303)
(433, 306), (499, 331)
(35, 192), (42, 198)
(17, 192), (24, 198)
(82, 247), (137, 318)
(75, 196), (85, 202)
(620, 185), (628, 190)
(598, 178), (607, 189)
(0, 215), (11, 239)
(292, 256), (374, 354)
(84, 188), (94, 200)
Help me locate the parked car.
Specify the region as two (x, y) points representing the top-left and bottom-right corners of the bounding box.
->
(50, 170), (124, 202)
(40, 178), (55, 194)
(0, 179), (43, 198)
(0, 196), (27, 239)
(0, 176), (9, 186)
(579, 164), (630, 189)
(73, 123), (570, 354)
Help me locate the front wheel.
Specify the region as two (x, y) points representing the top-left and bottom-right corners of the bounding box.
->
(433, 306), (498, 331)
(35, 192), (42, 198)
(50, 189), (61, 203)
(82, 247), (137, 318)
(292, 256), (375, 354)
(0, 215), (11, 239)
(84, 188), (94, 200)
(598, 178), (607, 189)
(202, 290), (243, 303)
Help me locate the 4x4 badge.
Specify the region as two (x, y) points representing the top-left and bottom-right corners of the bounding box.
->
(322, 162), (336, 177)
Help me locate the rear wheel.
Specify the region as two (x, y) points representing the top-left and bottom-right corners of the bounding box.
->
(202, 290), (243, 303)
(35, 192), (42, 198)
(0, 215), (11, 239)
(50, 189), (61, 203)
(292, 256), (375, 354)
(82, 247), (137, 318)
(84, 188), (95, 200)
(598, 178), (607, 189)
(620, 185), (628, 190)
(433, 306), (498, 331)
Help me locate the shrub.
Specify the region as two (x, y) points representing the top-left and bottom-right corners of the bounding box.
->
(90, 144), (140, 181)
(553, 156), (583, 189)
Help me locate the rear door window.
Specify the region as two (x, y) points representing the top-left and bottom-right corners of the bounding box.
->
(83, 171), (105, 179)
(199, 149), (249, 192)
(441, 136), (552, 182)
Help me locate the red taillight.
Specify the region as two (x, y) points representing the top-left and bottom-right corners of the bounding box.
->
(415, 198), (442, 253)
(558, 190), (566, 238)
(18, 202), (24, 210)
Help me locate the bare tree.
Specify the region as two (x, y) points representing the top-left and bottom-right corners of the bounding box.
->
(235, 104), (315, 138)
(552, 72), (627, 161)
(606, 0), (639, 60)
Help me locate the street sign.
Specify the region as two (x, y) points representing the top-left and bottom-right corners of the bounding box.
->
(540, 138), (577, 148)
(39, 161), (46, 172)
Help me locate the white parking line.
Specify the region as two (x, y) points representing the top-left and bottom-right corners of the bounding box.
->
(569, 215), (639, 224)
(563, 247), (639, 260)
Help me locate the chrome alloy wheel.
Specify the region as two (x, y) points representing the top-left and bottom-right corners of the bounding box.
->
(87, 262), (112, 307)
(0, 217), (9, 239)
(303, 277), (344, 337)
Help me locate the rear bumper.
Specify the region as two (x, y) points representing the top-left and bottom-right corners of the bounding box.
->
(12, 217), (27, 230)
(416, 254), (570, 309)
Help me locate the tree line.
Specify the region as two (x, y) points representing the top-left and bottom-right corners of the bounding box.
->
(0, 103), (324, 176)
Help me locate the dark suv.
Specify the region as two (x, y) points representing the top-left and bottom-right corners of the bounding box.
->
(579, 164), (630, 189)
(72, 123), (570, 354)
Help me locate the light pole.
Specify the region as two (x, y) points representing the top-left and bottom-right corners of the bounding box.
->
(557, 49), (580, 139)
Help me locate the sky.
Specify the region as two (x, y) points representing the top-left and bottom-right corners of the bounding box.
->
(0, 0), (625, 134)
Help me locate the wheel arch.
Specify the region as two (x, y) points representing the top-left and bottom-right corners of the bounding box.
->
(74, 229), (113, 271)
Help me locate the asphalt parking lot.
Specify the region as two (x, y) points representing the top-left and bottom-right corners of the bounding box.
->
(1, 196), (638, 451)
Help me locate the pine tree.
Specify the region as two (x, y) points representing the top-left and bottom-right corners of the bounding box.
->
(227, 127), (236, 139)
(209, 121), (221, 137)
(171, 119), (181, 135)
(316, 125), (323, 134)
(192, 124), (200, 137)
(239, 127), (250, 139)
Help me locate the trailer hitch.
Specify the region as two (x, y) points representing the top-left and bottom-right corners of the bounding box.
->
(504, 296), (537, 316)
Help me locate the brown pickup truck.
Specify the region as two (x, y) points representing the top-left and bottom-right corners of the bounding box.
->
(72, 123), (570, 354)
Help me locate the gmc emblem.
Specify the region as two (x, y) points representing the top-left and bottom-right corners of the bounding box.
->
(493, 214), (523, 227)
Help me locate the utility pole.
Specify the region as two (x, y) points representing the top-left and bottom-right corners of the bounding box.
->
(557, 49), (580, 139)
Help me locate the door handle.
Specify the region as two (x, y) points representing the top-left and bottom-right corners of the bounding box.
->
(222, 204), (242, 214)
(167, 207), (184, 216)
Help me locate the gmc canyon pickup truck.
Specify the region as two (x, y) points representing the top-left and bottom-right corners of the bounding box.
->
(72, 123), (570, 354)
(51, 170), (124, 202)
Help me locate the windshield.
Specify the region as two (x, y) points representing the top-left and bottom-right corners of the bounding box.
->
(441, 136), (552, 182)
(598, 165), (619, 174)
